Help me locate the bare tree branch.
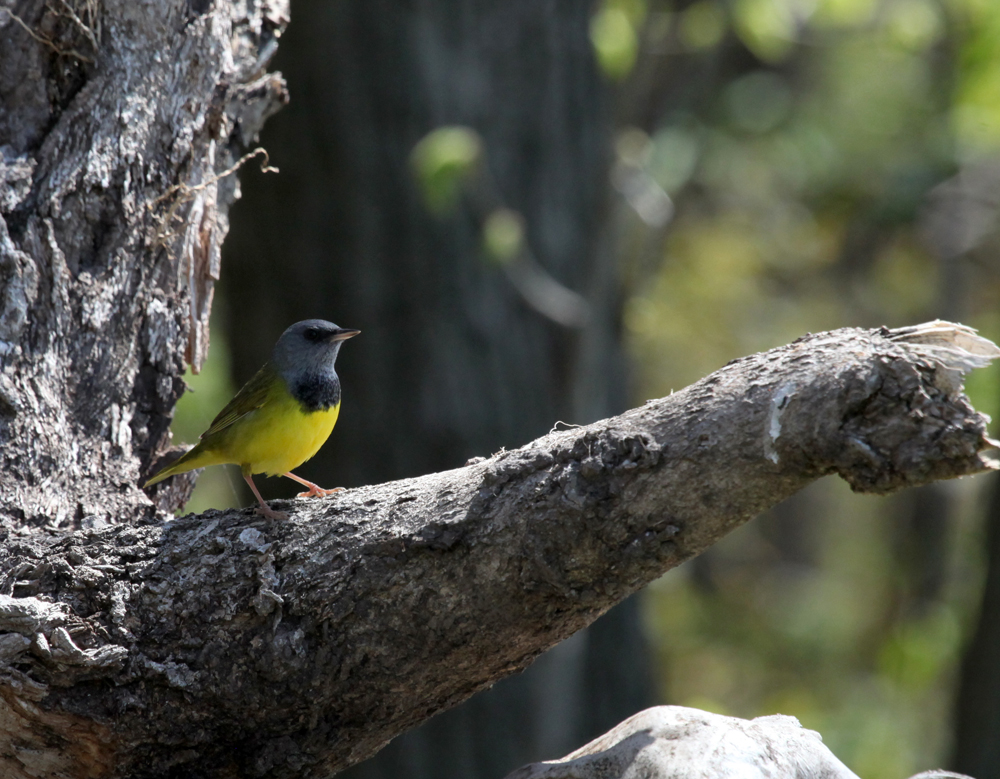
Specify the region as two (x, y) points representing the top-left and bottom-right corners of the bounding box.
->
(0, 322), (995, 778)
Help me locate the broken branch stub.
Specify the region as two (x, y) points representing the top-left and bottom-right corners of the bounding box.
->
(0, 323), (995, 779)
(763, 320), (1000, 493)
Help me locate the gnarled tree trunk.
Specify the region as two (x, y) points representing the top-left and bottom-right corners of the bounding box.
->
(0, 0), (287, 527)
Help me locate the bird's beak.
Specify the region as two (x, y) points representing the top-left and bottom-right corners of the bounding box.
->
(331, 328), (361, 342)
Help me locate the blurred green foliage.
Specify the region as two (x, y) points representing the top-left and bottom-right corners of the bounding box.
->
(410, 126), (484, 215)
(614, 0), (1000, 776)
(592, 0), (645, 79)
(483, 208), (526, 264)
(643, 478), (989, 777)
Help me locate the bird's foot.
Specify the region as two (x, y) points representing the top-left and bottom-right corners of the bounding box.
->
(255, 504), (290, 521)
(296, 485), (343, 499)
(283, 472), (343, 499)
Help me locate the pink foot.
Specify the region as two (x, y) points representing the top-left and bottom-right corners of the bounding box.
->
(254, 504), (289, 521)
(283, 471), (343, 499)
(295, 485), (343, 499)
(243, 470), (290, 520)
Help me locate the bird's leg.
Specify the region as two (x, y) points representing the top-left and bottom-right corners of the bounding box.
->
(283, 471), (343, 498)
(242, 466), (289, 521)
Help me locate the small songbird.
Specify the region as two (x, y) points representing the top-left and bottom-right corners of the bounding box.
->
(144, 319), (360, 520)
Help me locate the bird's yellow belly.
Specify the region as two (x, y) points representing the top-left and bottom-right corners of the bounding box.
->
(214, 397), (341, 476)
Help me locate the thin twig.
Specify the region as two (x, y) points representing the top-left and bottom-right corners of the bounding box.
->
(0, 5), (94, 63)
(151, 147), (278, 248)
(52, 0), (98, 51)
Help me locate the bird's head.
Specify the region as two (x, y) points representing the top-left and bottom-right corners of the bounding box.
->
(272, 319), (360, 380)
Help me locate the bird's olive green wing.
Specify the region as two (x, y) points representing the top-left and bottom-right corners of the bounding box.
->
(200, 362), (280, 439)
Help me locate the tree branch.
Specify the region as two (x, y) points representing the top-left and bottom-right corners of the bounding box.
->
(0, 322), (996, 778)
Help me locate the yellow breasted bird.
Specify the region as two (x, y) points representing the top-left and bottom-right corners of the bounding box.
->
(144, 319), (360, 520)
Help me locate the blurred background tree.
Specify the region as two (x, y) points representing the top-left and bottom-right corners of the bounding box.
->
(169, 0), (1000, 777)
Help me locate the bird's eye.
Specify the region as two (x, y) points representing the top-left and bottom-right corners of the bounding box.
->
(304, 327), (322, 342)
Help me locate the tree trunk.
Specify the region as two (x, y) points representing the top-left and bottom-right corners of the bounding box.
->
(339, 595), (654, 779)
(0, 0), (288, 527)
(0, 322), (993, 778)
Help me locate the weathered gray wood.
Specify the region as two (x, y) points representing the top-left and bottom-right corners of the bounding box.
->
(0, 322), (994, 778)
(0, 0), (288, 527)
(502, 706), (861, 779)
(504, 705), (978, 779)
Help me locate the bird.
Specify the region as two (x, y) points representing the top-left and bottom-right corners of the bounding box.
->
(144, 319), (360, 520)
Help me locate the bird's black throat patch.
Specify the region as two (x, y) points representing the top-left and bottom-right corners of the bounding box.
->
(293, 374), (341, 413)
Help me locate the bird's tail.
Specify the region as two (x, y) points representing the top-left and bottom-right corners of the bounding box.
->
(143, 444), (217, 488)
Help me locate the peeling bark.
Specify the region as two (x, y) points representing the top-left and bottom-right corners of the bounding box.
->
(0, 323), (995, 779)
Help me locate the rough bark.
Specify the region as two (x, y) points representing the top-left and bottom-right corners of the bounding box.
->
(338, 596), (655, 779)
(0, 0), (288, 528)
(0, 322), (994, 779)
